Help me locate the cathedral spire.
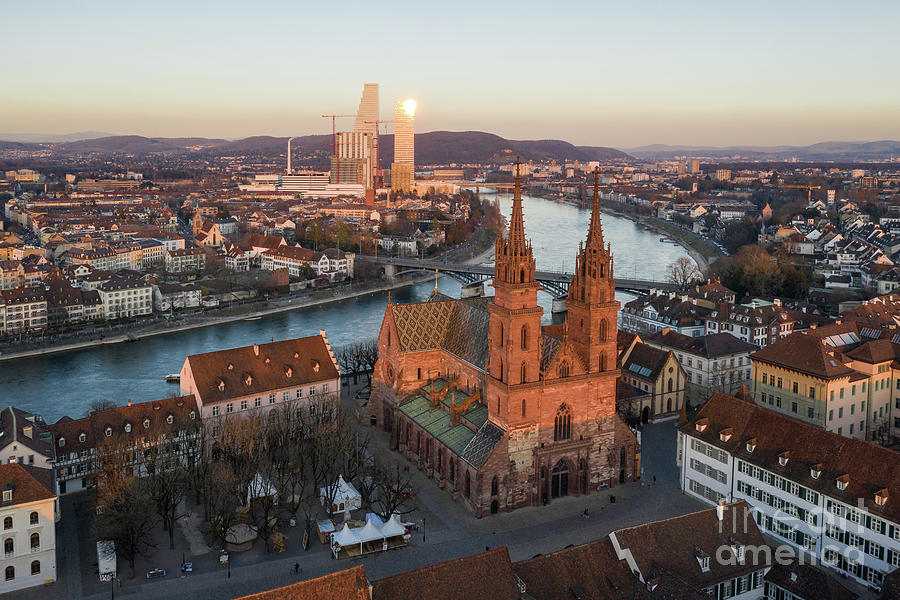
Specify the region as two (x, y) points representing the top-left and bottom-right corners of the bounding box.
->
(586, 166), (604, 248)
(508, 158), (528, 255)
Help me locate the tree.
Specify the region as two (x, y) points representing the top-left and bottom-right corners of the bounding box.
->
(666, 257), (701, 291)
(93, 479), (158, 579)
(145, 428), (188, 550)
(335, 222), (350, 250)
(371, 459), (416, 522)
(306, 222), (323, 250)
(86, 398), (117, 417)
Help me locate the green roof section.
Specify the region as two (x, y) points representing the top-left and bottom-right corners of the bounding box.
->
(399, 383), (483, 457)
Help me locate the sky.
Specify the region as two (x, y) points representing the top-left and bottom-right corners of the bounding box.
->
(4, 0), (900, 148)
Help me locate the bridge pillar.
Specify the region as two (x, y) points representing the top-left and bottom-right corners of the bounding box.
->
(384, 264), (398, 280)
(460, 282), (484, 298)
(551, 296), (567, 313)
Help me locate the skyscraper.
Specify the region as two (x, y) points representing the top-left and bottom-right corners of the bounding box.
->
(392, 99), (415, 192)
(353, 83), (379, 137)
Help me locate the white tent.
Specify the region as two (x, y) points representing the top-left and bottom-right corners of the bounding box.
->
(331, 523), (361, 548)
(320, 474), (361, 513)
(247, 473), (278, 504)
(357, 518), (385, 544)
(380, 514), (407, 538)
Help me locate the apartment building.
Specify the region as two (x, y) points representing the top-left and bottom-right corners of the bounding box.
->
(644, 329), (759, 406)
(97, 276), (152, 319)
(178, 334), (341, 419)
(679, 393), (899, 592)
(617, 340), (686, 422)
(48, 396), (200, 496)
(706, 299), (794, 347)
(0, 261), (25, 290)
(750, 325), (894, 440)
(0, 288), (47, 335)
(164, 247), (207, 273)
(0, 408), (54, 469)
(0, 464), (57, 594)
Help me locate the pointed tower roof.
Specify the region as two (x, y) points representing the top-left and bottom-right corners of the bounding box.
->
(586, 167), (604, 249)
(507, 158), (528, 254)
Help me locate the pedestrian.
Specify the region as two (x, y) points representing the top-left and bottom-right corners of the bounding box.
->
(652, 475), (656, 483)
(294, 562), (299, 575)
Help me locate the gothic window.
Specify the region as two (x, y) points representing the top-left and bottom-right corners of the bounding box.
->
(465, 471), (471, 498)
(498, 322), (504, 348)
(521, 362), (527, 384)
(600, 353), (607, 371)
(491, 476), (499, 496)
(521, 399), (526, 418)
(450, 459), (456, 483)
(558, 361), (570, 378)
(387, 330), (391, 347)
(521, 325), (528, 350)
(599, 319), (608, 342)
(667, 379), (673, 393)
(498, 358), (504, 383)
(520, 268), (525, 283)
(554, 404), (572, 441)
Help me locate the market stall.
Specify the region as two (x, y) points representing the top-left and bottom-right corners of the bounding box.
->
(320, 475), (361, 515)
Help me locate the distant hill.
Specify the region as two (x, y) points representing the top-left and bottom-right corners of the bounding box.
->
(0, 131), (112, 143)
(0, 131), (630, 165)
(627, 140), (900, 161)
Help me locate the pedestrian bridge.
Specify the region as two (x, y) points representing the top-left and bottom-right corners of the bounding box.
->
(357, 255), (673, 298)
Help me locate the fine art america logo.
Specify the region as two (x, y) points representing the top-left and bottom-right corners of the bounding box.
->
(713, 499), (886, 579)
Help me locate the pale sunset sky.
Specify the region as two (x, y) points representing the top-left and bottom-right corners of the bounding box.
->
(4, 0), (899, 147)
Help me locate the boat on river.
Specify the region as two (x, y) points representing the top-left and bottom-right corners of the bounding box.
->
(244, 316), (262, 321)
(165, 374), (180, 383)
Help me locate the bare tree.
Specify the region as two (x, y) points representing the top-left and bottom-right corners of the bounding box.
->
(200, 461), (242, 547)
(93, 478), (158, 579)
(372, 458), (416, 522)
(145, 428), (188, 550)
(666, 257), (701, 291)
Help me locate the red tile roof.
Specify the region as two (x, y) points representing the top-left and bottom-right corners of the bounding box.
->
(0, 463), (55, 505)
(371, 547), (520, 600)
(236, 565), (370, 600)
(750, 333), (855, 379)
(183, 335), (339, 405)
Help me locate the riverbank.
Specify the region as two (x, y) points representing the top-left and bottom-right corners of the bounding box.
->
(597, 203), (723, 273)
(0, 233), (499, 363)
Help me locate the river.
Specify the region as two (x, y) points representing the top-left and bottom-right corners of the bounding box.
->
(0, 194), (691, 421)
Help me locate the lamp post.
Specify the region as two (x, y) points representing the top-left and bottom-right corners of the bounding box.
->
(422, 517), (426, 543)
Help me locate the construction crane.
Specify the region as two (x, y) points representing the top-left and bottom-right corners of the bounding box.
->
(779, 184), (822, 204)
(320, 114), (355, 183)
(365, 118), (394, 189)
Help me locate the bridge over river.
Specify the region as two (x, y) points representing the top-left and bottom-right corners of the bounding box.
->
(357, 255), (674, 310)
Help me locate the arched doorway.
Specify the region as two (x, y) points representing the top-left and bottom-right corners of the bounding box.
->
(490, 500), (499, 514)
(551, 460), (569, 498)
(641, 406), (650, 423)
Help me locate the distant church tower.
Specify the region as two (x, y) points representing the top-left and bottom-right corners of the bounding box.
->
(486, 160), (543, 427)
(566, 168), (619, 374)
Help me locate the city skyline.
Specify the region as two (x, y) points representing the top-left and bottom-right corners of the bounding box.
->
(4, 0), (900, 147)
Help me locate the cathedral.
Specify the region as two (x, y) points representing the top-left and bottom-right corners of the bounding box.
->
(369, 164), (638, 516)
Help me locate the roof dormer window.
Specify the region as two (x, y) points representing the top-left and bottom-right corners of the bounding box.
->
(217, 379), (225, 391)
(810, 464), (822, 479)
(124, 423), (131, 433)
(143, 419), (150, 429)
(695, 418), (708, 433)
(264, 357), (271, 364)
(166, 415), (174, 425)
(745, 438), (757, 453)
(227, 363), (234, 370)
(58, 438), (65, 448)
(719, 428), (733, 442)
(875, 489), (889, 506)
(285, 367), (293, 378)
(293, 352), (300, 359)
(244, 374), (252, 386)
(695, 548), (710, 572)
(189, 411), (196, 420)
(778, 452), (790, 467)
(836, 476), (849, 491)
(79, 432), (86, 443)
(105, 427), (112, 437)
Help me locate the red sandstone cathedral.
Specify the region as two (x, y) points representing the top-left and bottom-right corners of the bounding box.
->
(370, 164), (638, 516)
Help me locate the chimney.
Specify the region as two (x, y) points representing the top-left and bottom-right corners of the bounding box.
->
(253, 344), (260, 357)
(127, 399), (132, 407)
(716, 499), (726, 521)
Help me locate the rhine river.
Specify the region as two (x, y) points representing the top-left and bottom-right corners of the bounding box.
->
(0, 194), (691, 422)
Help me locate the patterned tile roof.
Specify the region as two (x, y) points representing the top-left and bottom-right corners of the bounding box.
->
(390, 297), (490, 367)
(461, 421), (504, 469)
